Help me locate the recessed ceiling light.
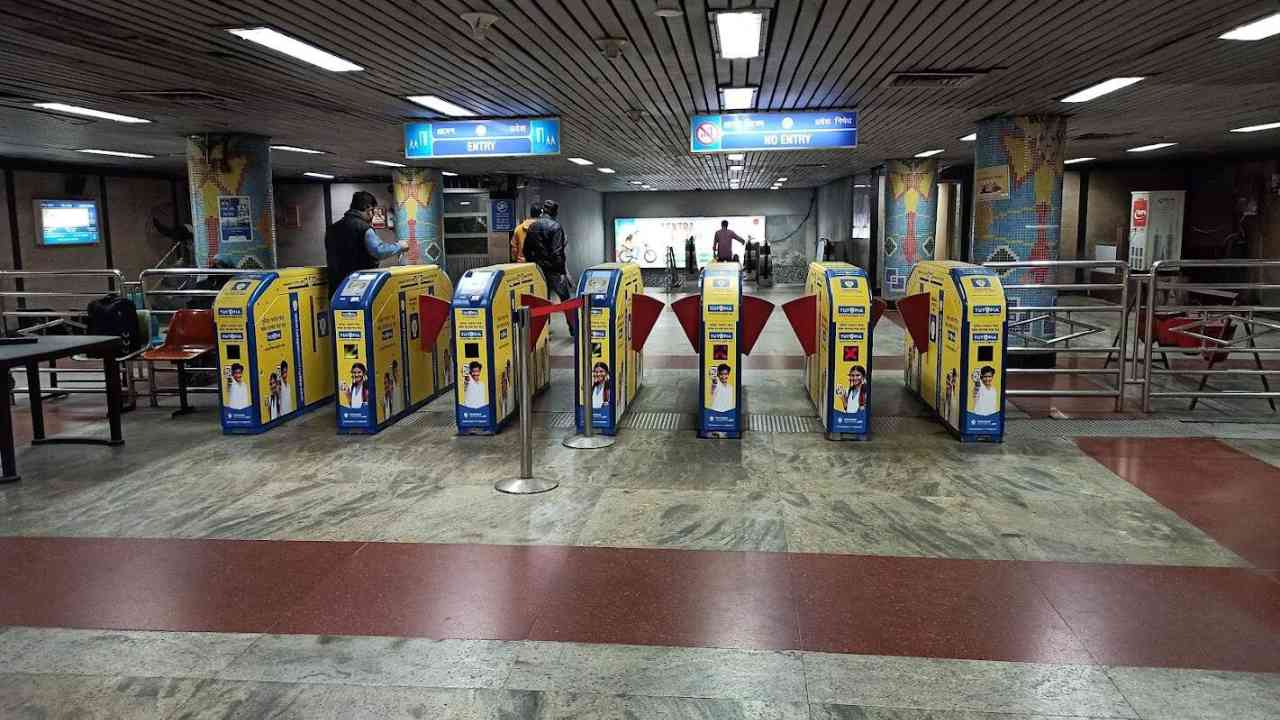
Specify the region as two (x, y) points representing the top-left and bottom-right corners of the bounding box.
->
(628, 180), (643, 185)
(715, 11), (763, 59)
(853, 183), (870, 188)
(776, 176), (788, 182)
(1220, 11), (1280, 40)
(440, 170), (459, 177)
(1230, 121), (1280, 133)
(405, 95), (476, 117)
(77, 149), (154, 158)
(914, 149), (944, 158)
(228, 27), (362, 72)
(271, 145), (325, 154)
(720, 86), (757, 111)
(33, 103), (150, 124)
(303, 172), (334, 179)
(1126, 142), (1177, 153)
(728, 164), (744, 173)
(366, 159), (406, 167)
(1060, 77), (1144, 103)
(727, 153), (745, 161)
(459, 201), (471, 206)
(641, 184), (652, 189)
(568, 157), (594, 166)
(597, 167), (616, 174)
(959, 133), (977, 142)
(1064, 157), (1096, 165)
(654, 0), (683, 18)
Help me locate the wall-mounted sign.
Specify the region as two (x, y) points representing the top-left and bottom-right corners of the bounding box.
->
(404, 117), (560, 159)
(690, 110), (857, 153)
(614, 216), (765, 268)
(490, 198), (515, 232)
(974, 165), (1010, 202)
(370, 206), (388, 229)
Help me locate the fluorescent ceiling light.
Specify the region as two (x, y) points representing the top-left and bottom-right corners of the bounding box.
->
(1064, 157), (1096, 165)
(1230, 121), (1280, 133)
(776, 176), (788, 182)
(405, 95), (476, 117)
(568, 157), (593, 166)
(959, 133), (977, 142)
(629, 180), (643, 185)
(227, 27), (362, 72)
(1220, 11), (1280, 40)
(715, 11), (763, 59)
(303, 172), (334, 179)
(728, 164), (744, 173)
(720, 86), (757, 110)
(271, 145), (325, 154)
(914, 149), (944, 158)
(440, 170), (459, 177)
(1126, 142), (1177, 153)
(727, 153), (745, 161)
(1060, 77), (1144, 103)
(33, 103), (150, 124)
(77, 149), (154, 158)
(366, 159), (406, 167)
(853, 183), (870, 188)
(597, 167), (616, 174)
(459, 201), (471, 206)
(641, 184), (651, 189)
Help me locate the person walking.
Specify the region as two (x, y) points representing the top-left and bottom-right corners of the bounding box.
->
(712, 220), (745, 263)
(523, 199), (577, 335)
(323, 191), (407, 295)
(510, 204), (541, 262)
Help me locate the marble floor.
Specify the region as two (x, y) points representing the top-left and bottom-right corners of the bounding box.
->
(2, 283), (1279, 718)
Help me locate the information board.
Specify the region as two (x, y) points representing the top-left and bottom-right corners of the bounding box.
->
(405, 118), (560, 159)
(690, 111), (857, 153)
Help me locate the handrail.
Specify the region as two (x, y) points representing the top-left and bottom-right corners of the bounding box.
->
(1141, 259), (1280, 412)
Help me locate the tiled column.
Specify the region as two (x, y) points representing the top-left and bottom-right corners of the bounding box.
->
(392, 168), (445, 267)
(971, 115), (1068, 339)
(186, 134), (276, 269)
(880, 158), (938, 300)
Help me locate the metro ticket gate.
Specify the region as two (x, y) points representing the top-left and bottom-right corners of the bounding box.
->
(898, 261), (1009, 442)
(571, 263), (665, 435)
(331, 265), (454, 434)
(212, 267), (335, 434)
(781, 262), (880, 440)
(671, 262), (775, 438)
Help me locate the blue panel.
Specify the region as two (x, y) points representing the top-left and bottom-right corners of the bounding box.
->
(690, 111), (857, 153)
(405, 118), (561, 159)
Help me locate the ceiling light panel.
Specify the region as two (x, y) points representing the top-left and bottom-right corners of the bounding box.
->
(1230, 121), (1280, 133)
(720, 86), (757, 110)
(1060, 77), (1144, 103)
(271, 145), (325, 154)
(568, 157), (593, 166)
(228, 27), (362, 72)
(715, 11), (764, 59)
(77, 149), (154, 158)
(405, 95), (476, 117)
(33, 103), (150, 124)
(1126, 142), (1177, 152)
(303, 172), (334, 179)
(1063, 157), (1096, 164)
(960, 133), (977, 142)
(1220, 11), (1280, 40)
(366, 160), (406, 167)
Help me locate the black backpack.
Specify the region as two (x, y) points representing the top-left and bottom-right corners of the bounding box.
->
(86, 294), (142, 353)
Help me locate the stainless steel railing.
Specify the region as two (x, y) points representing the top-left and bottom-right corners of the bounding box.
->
(983, 260), (1130, 411)
(1141, 259), (1280, 412)
(137, 268), (245, 406)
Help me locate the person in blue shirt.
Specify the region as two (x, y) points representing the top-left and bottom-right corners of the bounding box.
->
(324, 191), (407, 293)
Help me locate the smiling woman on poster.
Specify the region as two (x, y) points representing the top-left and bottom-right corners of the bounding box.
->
(838, 365), (868, 413)
(591, 362), (612, 409)
(341, 362), (370, 409)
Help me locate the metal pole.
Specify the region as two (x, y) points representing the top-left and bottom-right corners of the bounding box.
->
(1115, 264), (1129, 411)
(495, 306), (558, 494)
(1142, 262), (1160, 412)
(563, 293), (615, 449)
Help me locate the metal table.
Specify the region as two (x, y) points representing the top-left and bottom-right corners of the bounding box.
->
(0, 335), (125, 483)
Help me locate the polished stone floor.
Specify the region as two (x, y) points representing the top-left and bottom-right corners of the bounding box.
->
(2, 283), (1279, 718)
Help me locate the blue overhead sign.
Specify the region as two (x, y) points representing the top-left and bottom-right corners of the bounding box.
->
(405, 117), (561, 159)
(689, 111), (858, 153)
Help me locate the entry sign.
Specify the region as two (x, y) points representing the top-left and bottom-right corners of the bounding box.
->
(405, 117), (561, 159)
(689, 111), (858, 153)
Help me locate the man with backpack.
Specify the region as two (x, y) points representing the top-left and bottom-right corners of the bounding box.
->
(522, 199), (577, 336)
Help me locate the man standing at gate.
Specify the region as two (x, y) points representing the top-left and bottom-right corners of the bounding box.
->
(523, 199), (577, 336)
(713, 219), (745, 263)
(510, 204), (541, 262)
(324, 191), (407, 295)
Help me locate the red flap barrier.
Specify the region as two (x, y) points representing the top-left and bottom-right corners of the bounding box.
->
(670, 295), (702, 352)
(417, 295), (453, 352)
(630, 294), (666, 352)
(781, 295), (817, 355)
(871, 297), (887, 330)
(897, 292), (932, 351)
(741, 295), (776, 355)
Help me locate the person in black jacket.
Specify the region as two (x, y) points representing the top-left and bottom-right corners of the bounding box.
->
(522, 199), (577, 335)
(324, 191), (406, 295)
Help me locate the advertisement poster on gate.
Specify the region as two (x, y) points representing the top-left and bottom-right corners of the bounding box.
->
(614, 216), (764, 268)
(959, 273), (1006, 436)
(701, 268), (740, 433)
(335, 309), (372, 427)
(827, 272), (871, 434)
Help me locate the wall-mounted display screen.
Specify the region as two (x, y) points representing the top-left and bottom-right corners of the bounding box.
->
(614, 216), (765, 268)
(34, 199), (100, 246)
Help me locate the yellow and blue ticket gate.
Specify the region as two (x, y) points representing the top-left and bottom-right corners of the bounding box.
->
(799, 262), (874, 439)
(572, 263), (650, 435)
(901, 261), (1008, 442)
(451, 262), (550, 434)
(213, 267), (334, 434)
(331, 265), (453, 434)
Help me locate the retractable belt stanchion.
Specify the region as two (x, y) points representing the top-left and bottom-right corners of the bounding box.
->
(495, 306), (559, 495)
(564, 292), (615, 449)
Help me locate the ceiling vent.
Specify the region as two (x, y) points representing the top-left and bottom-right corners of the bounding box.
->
(886, 71), (987, 88)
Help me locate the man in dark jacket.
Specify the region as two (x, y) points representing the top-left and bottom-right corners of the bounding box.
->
(522, 199), (577, 335)
(324, 191), (406, 294)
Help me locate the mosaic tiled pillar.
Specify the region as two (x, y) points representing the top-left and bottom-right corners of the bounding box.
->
(392, 168), (445, 267)
(971, 115), (1068, 339)
(186, 134), (276, 269)
(880, 158), (938, 300)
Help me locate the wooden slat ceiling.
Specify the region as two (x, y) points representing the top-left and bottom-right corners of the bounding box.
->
(0, 0), (1278, 190)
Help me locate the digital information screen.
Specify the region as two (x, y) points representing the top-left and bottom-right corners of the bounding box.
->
(614, 216), (765, 268)
(36, 199), (100, 246)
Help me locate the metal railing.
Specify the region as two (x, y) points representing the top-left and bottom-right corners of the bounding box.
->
(983, 260), (1130, 411)
(137, 268), (243, 406)
(1141, 259), (1280, 412)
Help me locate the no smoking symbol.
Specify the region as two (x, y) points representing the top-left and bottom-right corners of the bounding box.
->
(695, 122), (720, 145)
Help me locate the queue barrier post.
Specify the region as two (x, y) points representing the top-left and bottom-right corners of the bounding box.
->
(495, 306), (559, 495)
(564, 292), (615, 450)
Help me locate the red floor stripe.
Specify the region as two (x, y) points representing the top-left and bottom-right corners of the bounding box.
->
(2, 537), (1280, 671)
